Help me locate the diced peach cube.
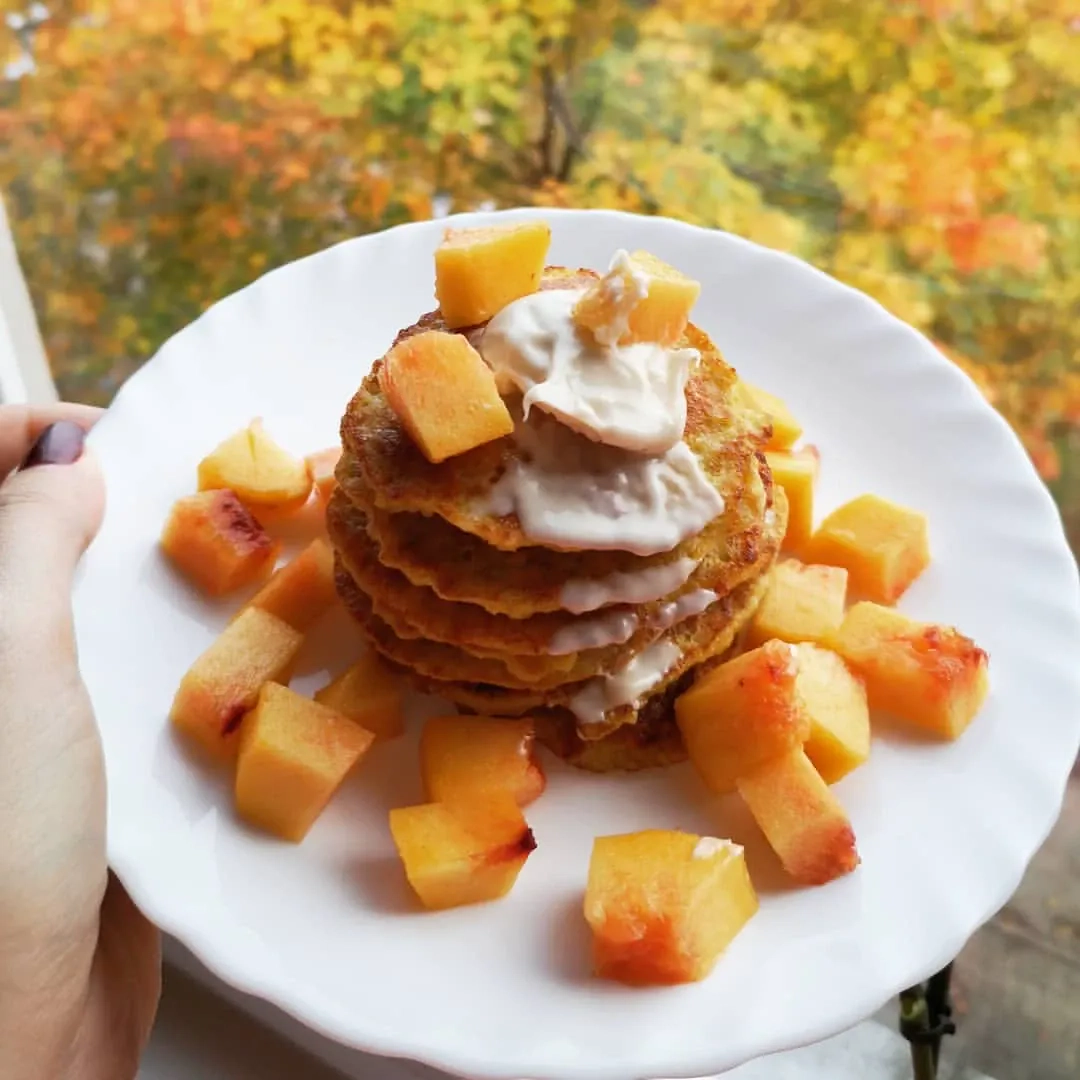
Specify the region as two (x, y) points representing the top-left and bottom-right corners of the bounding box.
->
(746, 559), (848, 649)
(314, 651), (405, 739)
(584, 830), (757, 985)
(235, 682), (375, 842)
(797, 645), (870, 783)
(379, 330), (513, 464)
(805, 494), (930, 604)
(169, 608), (303, 763)
(389, 797), (536, 910)
(161, 490), (280, 597)
(305, 446), (341, 504)
(743, 382), (803, 450)
(198, 419), (313, 514)
(434, 220), (551, 328)
(420, 716), (546, 807)
(827, 602), (989, 739)
(238, 538), (336, 631)
(736, 747), (860, 886)
(766, 447), (818, 553)
(676, 639), (809, 794)
(573, 249), (701, 346)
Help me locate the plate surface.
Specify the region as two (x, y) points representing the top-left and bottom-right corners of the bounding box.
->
(74, 209), (1080, 1080)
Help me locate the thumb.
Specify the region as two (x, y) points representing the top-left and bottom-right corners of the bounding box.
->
(0, 421), (105, 662)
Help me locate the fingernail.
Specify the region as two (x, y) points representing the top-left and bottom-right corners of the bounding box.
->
(20, 421), (87, 469)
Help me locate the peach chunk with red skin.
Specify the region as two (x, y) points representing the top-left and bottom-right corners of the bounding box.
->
(314, 650), (405, 739)
(235, 682), (375, 842)
(161, 489), (280, 597)
(238, 538), (337, 632)
(434, 220), (551, 329)
(169, 607), (303, 763)
(198, 419), (312, 514)
(585, 830), (758, 985)
(675, 639), (809, 794)
(737, 747), (859, 886)
(379, 330), (514, 464)
(827, 602), (989, 739)
(389, 796), (536, 911)
(420, 715), (546, 807)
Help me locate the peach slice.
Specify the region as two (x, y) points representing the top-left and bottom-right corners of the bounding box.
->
(198, 419), (313, 513)
(379, 330), (513, 464)
(434, 220), (551, 328)
(235, 682), (375, 842)
(797, 645), (870, 784)
(746, 559), (848, 649)
(736, 747), (860, 886)
(305, 446), (341, 504)
(169, 607), (303, 762)
(314, 651), (405, 739)
(161, 489), (280, 597)
(389, 797), (536, 910)
(584, 830), (758, 985)
(676, 639), (809, 794)
(766, 446), (819, 553)
(239, 538), (336, 632)
(742, 382), (803, 450)
(573, 250), (701, 347)
(805, 493), (930, 604)
(827, 602), (989, 739)
(420, 716), (546, 807)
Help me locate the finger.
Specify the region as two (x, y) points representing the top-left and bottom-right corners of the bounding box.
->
(0, 426), (105, 667)
(0, 403), (103, 482)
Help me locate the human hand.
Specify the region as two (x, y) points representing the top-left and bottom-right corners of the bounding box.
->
(0, 405), (161, 1080)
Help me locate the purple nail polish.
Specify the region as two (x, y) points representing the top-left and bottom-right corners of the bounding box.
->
(20, 421), (87, 469)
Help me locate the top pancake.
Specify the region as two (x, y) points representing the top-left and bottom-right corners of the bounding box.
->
(339, 267), (769, 552)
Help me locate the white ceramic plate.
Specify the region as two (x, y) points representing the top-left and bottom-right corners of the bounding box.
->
(74, 209), (1080, 1080)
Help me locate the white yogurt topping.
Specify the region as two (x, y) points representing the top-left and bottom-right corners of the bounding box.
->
(654, 588), (717, 630)
(693, 836), (741, 860)
(589, 249), (650, 345)
(547, 608), (639, 656)
(481, 288), (698, 455)
(481, 411), (724, 556)
(559, 556), (698, 614)
(568, 639), (681, 728)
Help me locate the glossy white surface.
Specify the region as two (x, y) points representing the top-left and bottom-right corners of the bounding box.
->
(76, 208), (1080, 1080)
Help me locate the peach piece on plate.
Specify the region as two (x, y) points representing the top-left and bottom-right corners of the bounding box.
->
(420, 716), (546, 807)
(572, 249), (701, 347)
(584, 830), (758, 985)
(796, 645), (870, 784)
(746, 559), (848, 649)
(197, 419), (312, 514)
(742, 382), (803, 451)
(379, 330), (513, 464)
(736, 747), (860, 886)
(235, 682), (375, 842)
(238, 538), (336, 631)
(434, 220), (551, 329)
(305, 446), (341, 503)
(388, 796), (536, 910)
(675, 639), (809, 794)
(766, 446), (818, 553)
(169, 607), (303, 763)
(160, 489), (280, 597)
(805, 493), (930, 604)
(314, 651), (405, 739)
(827, 602), (989, 739)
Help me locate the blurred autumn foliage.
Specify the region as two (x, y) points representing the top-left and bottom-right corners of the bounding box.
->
(1, 1), (1078, 511)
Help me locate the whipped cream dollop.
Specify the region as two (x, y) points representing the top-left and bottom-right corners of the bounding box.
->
(481, 410), (725, 556)
(480, 288), (698, 455)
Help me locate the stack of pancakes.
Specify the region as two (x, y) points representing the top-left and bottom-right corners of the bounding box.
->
(329, 268), (786, 771)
